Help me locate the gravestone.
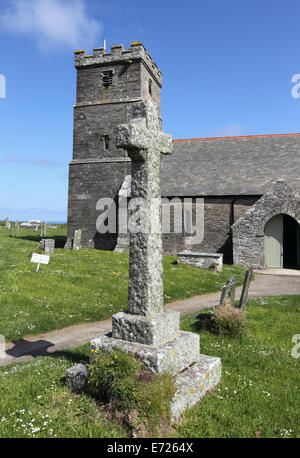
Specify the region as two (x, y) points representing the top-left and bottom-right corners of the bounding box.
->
(238, 268), (253, 309)
(4, 216), (9, 228)
(16, 222), (19, 236)
(73, 230), (82, 250)
(9, 224), (13, 237)
(87, 101), (221, 420)
(64, 239), (73, 250)
(219, 274), (237, 307)
(38, 239), (55, 255)
(43, 222), (47, 236)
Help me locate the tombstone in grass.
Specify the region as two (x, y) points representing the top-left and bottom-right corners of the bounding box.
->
(16, 222), (20, 236)
(64, 238), (73, 250)
(77, 101), (221, 420)
(38, 238), (55, 255)
(73, 229), (82, 250)
(219, 274), (237, 307)
(9, 224), (13, 237)
(238, 267), (253, 309)
(43, 222), (47, 237)
(4, 216), (9, 228)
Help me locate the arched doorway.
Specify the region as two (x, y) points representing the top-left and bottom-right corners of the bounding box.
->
(264, 214), (300, 268)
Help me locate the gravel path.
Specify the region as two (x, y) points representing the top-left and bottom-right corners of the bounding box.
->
(1, 273), (299, 367)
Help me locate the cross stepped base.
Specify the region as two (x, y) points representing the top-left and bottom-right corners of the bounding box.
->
(90, 331), (199, 376)
(171, 354), (221, 421)
(90, 331), (221, 421)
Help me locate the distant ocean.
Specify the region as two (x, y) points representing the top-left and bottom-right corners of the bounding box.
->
(48, 221), (67, 224)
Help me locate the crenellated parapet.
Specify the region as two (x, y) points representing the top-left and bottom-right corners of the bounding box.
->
(74, 42), (162, 87)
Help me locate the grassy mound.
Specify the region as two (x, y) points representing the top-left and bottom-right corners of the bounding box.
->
(88, 349), (175, 437)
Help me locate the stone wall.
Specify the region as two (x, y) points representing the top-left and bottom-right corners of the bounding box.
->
(67, 160), (131, 249)
(68, 164), (261, 260)
(162, 196), (258, 263)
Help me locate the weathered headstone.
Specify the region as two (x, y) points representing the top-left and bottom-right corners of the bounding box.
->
(9, 224), (13, 237)
(43, 222), (47, 236)
(64, 238), (73, 250)
(238, 268), (253, 309)
(87, 101), (221, 420)
(219, 274), (237, 307)
(38, 238), (55, 255)
(4, 216), (9, 228)
(73, 229), (82, 250)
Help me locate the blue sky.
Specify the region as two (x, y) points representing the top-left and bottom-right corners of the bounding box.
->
(0, 0), (300, 221)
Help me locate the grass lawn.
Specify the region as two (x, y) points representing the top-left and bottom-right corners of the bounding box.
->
(0, 295), (299, 438)
(0, 223), (246, 341)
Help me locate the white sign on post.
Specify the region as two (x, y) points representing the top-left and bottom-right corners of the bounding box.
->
(31, 253), (50, 272)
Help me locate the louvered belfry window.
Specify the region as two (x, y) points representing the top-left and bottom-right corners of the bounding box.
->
(102, 70), (113, 88)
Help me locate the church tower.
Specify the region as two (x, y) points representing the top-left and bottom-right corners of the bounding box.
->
(67, 42), (162, 249)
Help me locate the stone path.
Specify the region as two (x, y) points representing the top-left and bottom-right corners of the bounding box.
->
(0, 272), (299, 367)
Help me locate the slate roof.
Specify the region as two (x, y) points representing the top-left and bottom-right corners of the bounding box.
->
(161, 133), (300, 196)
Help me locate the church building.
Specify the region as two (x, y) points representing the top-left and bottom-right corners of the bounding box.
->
(66, 42), (300, 269)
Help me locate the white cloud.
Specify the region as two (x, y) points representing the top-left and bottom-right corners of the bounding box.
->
(0, 0), (102, 52)
(209, 123), (251, 138)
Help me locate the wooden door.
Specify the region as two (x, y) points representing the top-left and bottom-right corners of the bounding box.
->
(264, 214), (283, 268)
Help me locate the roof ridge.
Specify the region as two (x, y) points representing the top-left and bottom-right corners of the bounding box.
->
(173, 133), (300, 142)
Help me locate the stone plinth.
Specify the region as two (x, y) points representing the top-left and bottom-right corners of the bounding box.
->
(178, 251), (223, 272)
(112, 310), (180, 346)
(91, 331), (200, 376)
(171, 355), (221, 421)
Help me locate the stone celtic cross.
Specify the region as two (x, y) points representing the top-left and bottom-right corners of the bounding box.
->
(117, 101), (173, 316)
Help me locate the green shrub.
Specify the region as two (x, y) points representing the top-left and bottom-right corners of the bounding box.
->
(211, 304), (247, 337)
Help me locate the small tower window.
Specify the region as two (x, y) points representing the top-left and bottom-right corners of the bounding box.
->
(102, 70), (113, 88)
(102, 135), (110, 150)
(149, 79), (152, 95)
